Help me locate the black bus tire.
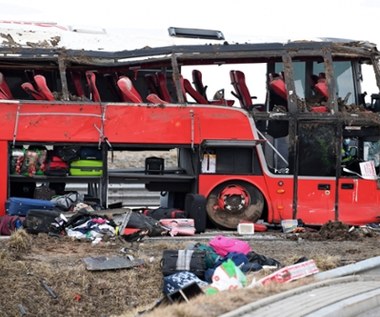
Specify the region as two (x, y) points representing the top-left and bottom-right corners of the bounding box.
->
(206, 181), (264, 229)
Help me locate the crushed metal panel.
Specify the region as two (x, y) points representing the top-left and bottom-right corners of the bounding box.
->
(83, 256), (144, 271)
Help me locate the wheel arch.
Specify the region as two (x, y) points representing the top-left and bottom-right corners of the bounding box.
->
(203, 177), (269, 229)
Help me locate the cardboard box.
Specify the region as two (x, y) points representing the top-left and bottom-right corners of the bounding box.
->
(237, 222), (254, 235)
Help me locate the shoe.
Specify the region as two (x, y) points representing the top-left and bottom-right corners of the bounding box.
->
(366, 223), (380, 232)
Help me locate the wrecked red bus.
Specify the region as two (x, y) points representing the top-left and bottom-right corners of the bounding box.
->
(1, 26), (380, 229)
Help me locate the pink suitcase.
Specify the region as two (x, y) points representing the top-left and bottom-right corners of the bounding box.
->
(159, 218), (195, 236)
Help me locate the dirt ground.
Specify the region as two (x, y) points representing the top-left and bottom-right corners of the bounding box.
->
(0, 221), (379, 317)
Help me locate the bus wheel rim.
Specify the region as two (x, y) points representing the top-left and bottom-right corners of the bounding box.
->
(217, 184), (250, 214)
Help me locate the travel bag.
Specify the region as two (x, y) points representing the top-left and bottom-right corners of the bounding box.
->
(44, 155), (69, 176)
(161, 249), (206, 279)
(69, 159), (103, 176)
(79, 146), (102, 160)
(0, 215), (24, 235)
(24, 209), (61, 234)
(7, 197), (56, 216)
(184, 193), (207, 233)
(143, 207), (186, 220)
(159, 218), (196, 236)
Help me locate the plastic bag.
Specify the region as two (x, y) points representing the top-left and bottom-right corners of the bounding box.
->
(205, 259), (247, 294)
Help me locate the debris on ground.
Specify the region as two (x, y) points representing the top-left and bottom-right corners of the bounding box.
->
(0, 219), (379, 317)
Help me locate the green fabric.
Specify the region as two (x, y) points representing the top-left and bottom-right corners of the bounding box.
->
(194, 243), (219, 269)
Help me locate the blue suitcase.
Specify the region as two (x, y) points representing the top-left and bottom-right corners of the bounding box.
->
(7, 197), (56, 216)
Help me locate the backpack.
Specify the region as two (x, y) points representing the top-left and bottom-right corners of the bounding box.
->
(44, 153), (69, 176)
(54, 145), (81, 162)
(0, 215), (23, 235)
(194, 243), (220, 269)
(209, 235), (252, 257)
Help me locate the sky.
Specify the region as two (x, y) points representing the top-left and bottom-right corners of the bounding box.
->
(1, 0), (380, 46)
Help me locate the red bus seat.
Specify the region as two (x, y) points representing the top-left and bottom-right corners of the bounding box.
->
(230, 70), (257, 110)
(85, 71), (101, 102)
(144, 74), (160, 95)
(155, 72), (172, 102)
(181, 75), (234, 106)
(183, 78), (208, 104)
(21, 82), (44, 100)
(21, 75), (55, 101)
(70, 71), (85, 98)
(0, 72), (13, 99)
(314, 79), (329, 100)
(144, 72), (172, 102)
(0, 91), (7, 99)
(33, 75), (55, 101)
(269, 77), (287, 101)
(192, 69), (208, 100)
(146, 93), (168, 104)
(117, 76), (143, 103)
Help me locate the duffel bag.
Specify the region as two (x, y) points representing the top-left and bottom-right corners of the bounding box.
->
(161, 249), (206, 279)
(44, 155), (69, 176)
(0, 215), (24, 235)
(143, 207), (186, 220)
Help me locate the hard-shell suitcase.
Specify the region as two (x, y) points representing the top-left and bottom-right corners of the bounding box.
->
(7, 197), (56, 216)
(69, 159), (103, 176)
(159, 218), (196, 236)
(25, 209), (61, 234)
(79, 146), (102, 160)
(184, 193), (207, 233)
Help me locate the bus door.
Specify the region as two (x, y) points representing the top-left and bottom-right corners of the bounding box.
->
(338, 136), (380, 225)
(295, 122), (337, 224)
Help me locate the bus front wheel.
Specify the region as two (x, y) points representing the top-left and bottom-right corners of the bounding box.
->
(206, 182), (264, 229)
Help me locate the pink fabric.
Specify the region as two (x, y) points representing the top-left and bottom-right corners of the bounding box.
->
(209, 235), (251, 257)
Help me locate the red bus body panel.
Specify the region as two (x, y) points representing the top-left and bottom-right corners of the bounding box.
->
(1, 101), (380, 225)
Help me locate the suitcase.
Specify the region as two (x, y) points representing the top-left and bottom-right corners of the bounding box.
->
(184, 193), (207, 233)
(161, 249), (206, 278)
(7, 197), (56, 216)
(145, 157), (164, 174)
(69, 159), (103, 176)
(79, 146), (102, 160)
(159, 218), (196, 236)
(24, 209), (61, 234)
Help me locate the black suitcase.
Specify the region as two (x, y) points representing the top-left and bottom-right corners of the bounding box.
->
(24, 209), (61, 234)
(79, 146), (102, 160)
(161, 249), (206, 279)
(184, 193), (207, 233)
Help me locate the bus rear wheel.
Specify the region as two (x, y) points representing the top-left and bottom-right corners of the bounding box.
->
(206, 181), (264, 229)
